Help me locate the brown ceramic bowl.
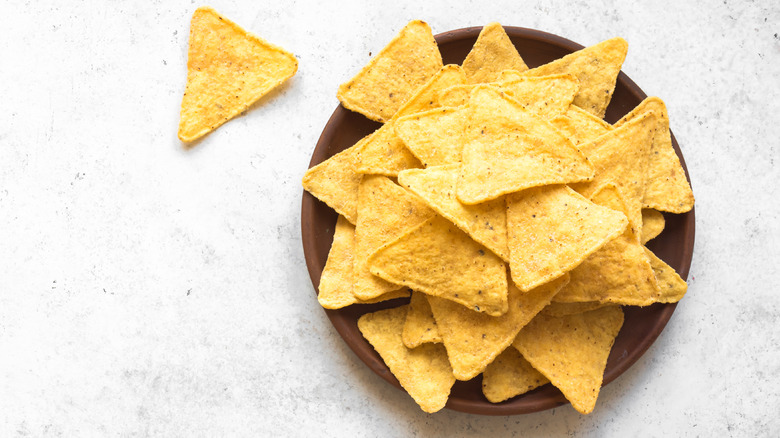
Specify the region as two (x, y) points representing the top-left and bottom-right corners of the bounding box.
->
(301, 26), (695, 415)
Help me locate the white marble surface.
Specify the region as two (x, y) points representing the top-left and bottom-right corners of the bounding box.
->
(1, 0), (778, 436)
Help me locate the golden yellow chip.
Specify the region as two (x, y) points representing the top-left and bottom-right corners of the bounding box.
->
(462, 23), (528, 84)
(549, 105), (613, 146)
(301, 135), (369, 224)
(178, 7), (298, 142)
(498, 69), (524, 81)
(570, 111), (657, 231)
(428, 275), (568, 381)
(644, 247), (688, 303)
(482, 347), (549, 403)
(506, 185), (628, 291)
(398, 164), (509, 260)
(457, 86), (594, 204)
(513, 306), (624, 414)
(354, 176), (434, 300)
(358, 305), (455, 413)
(318, 216), (411, 309)
(337, 20), (443, 123)
(368, 215), (509, 316)
(394, 107), (466, 167)
(615, 97), (695, 213)
(541, 301), (607, 317)
(522, 37), (628, 118)
(403, 291), (442, 348)
(641, 208), (665, 244)
(357, 65), (467, 176)
(552, 185), (660, 306)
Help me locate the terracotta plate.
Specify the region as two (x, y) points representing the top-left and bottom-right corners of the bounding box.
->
(301, 26), (695, 415)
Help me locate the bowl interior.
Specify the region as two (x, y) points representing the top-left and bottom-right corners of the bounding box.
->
(301, 26), (695, 415)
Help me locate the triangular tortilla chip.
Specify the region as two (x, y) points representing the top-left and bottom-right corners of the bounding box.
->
(513, 306), (624, 414)
(428, 274), (568, 380)
(641, 208), (665, 244)
(615, 97), (695, 213)
(644, 247), (688, 303)
(541, 301), (607, 317)
(358, 305), (455, 413)
(462, 23), (528, 83)
(357, 65), (467, 175)
(178, 7), (298, 142)
(354, 176), (434, 300)
(506, 185), (628, 291)
(482, 346), (550, 403)
(398, 164), (508, 260)
(522, 37), (628, 118)
(302, 134), (369, 224)
(368, 215), (509, 316)
(318, 216), (411, 309)
(549, 105), (613, 146)
(499, 69), (524, 81)
(395, 107), (466, 167)
(457, 86), (595, 204)
(337, 20), (443, 122)
(570, 111), (657, 231)
(403, 291), (442, 348)
(552, 185), (660, 306)
(438, 75), (579, 120)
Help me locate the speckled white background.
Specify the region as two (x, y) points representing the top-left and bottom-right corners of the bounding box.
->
(1, 0), (778, 436)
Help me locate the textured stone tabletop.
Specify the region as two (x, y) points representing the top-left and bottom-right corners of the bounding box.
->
(1, 0), (778, 436)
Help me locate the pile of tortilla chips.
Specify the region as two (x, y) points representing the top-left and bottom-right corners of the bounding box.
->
(303, 22), (694, 414)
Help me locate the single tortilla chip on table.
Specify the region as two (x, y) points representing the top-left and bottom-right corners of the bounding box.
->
(354, 176), (435, 300)
(462, 22), (528, 83)
(301, 134), (370, 225)
(403, 291), (442, 348)
(368, 215), (509, 316)
(521, 37), (628, 118)
(641, 208), (665, 244)
(318, 215), (411, 309)
(482, 346), (550, 403)
(549, 105), (613, 146)
(614, 97), (695, 213)
(398, 164), (509, 261)
(427, 275), (569, 381)
(457, 86), (594, 205)
(357, 65), (467, 176)
(358, 305), (455, 413)
(337, 20), (442, 123)
(513, 306), (625, 415)
(178, 7), (298, 142)
(506, 185), (628, 291)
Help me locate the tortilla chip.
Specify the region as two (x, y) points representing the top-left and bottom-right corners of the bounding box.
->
(358, 305), (455, 413)
(457, 86), (595, 204)
(482, 347), (549, 403)
(506, 185), (628, 291)
(462, 23), (528, 83)
(615, 97), (695, 213)
(354, 176), (435, 300)
(357, 65), (467, 175)
(428, 275), (568, 380)
(368, 215), (509, 316)
(541, 301), (607, 317)
(570, 111), (657, 231)
(641, 208), (665, 244)
(302, 135), (369, 224)
(337, 20), (443, 122)
(513, 306), (625, 414)
(644, 247), (688, 303)
(395, 107), (466, 167)
(522, 37), (628, 118)
(403, 291), (442, 348)
(553, 185), (660, 306)
(549, 105), (613, 146)
(318, 216), (411, 308)
(398, 164), (509, 260)
(499, 69), (524, 81)
(178, 7), (298, 142)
